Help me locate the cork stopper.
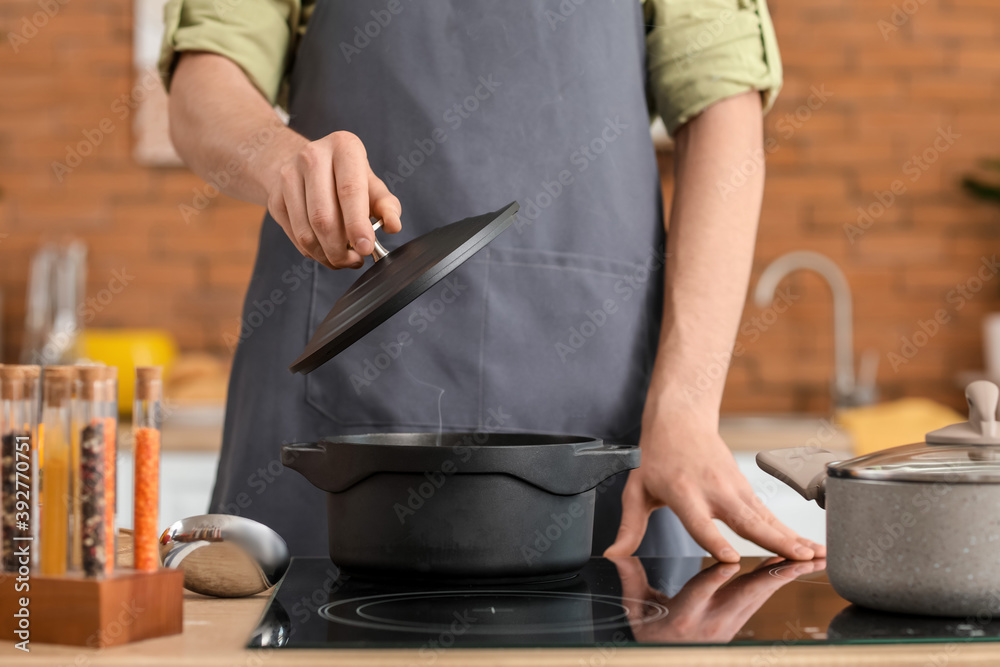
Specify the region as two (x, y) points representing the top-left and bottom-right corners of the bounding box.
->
(43, 366), (76, 406)
(77, 366), (105, 401)
(101, 365), (118, 406)
(18, 366), (41, 406)
(0, 366), (24, 380)
(0, 366), (25, 401)
(135, 366), (162, 402)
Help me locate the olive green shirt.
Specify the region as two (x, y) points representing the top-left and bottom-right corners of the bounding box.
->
(159, 0), (782, 135)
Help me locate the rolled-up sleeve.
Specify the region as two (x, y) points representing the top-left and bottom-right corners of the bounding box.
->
(158, 0), (299, 104)
(644, 0), (782, 135)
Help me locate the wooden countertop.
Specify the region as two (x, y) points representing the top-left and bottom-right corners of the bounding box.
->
(4, 584), (998, 666)
(719, 415), (854, 452)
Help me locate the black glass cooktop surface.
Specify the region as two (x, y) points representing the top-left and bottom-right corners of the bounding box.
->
(248, 557), (1000, 649)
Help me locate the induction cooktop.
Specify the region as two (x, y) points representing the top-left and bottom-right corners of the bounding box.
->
(248, 557), (1000, 649)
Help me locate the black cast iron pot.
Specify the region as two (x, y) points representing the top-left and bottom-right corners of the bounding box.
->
(282, 433), (638, 581)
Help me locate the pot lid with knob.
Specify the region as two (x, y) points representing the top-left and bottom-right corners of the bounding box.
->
(829, 380), (1000, 484)
(289, 202), (520, 374)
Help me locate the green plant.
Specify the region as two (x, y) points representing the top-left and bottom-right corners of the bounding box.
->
(963, 158), (1000, 205)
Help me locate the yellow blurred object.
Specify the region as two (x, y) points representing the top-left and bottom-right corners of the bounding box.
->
(837, 398), (965, 456)
(79, 329), (178, 416)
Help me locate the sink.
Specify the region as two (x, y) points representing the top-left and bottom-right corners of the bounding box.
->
(719, 413), (853, 453)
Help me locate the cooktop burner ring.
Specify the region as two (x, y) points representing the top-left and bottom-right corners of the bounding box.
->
(768, 563), (830, 584)
(318, 590), (669, 635)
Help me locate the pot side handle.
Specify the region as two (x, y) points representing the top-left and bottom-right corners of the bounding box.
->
(571, 442), (641, 490)
(756, 447), (839, 509)
(281, 443), (331, 487)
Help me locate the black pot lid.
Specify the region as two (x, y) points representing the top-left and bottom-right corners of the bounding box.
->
(289, 202), (519, 374)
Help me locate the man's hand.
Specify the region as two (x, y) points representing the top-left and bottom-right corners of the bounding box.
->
(264, 131), (402, 270)
(610, 556), (827, 643)
(167, 53), (401, 270)
(599, 92), (821, 562)
(604, 414), (826, 563)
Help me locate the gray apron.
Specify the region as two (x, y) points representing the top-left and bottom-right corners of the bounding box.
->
(212, 0), (702, 559)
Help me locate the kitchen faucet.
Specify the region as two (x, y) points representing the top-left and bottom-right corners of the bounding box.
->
(753, 250), (878, 409)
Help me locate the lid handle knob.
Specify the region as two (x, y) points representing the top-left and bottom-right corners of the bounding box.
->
(347, 218), (390, 262)
(369, 219), (390, 261)
(966, 380), (999, 439)
(926, 380), (1000, 445)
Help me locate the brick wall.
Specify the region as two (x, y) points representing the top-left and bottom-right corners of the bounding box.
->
(722, 0), (1000, 412)
(0, 0), (263, 356)
(1, 0), (998, 412)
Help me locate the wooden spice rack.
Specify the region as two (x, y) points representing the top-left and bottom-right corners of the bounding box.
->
(0, 531), (183, 648)
(0, 567), (184, 648)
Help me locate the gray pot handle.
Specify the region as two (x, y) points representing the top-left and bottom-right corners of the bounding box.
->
(756, 447), (840, 509)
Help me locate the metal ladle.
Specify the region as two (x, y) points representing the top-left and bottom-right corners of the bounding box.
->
(159, 514), (290, 598)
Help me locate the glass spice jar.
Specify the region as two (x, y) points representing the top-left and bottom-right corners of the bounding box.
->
(133, 366), (162, 572)
(39, 366), (75, 576)
(75, 366), (107, 577)
(0, 367), (32, 572)
(20, 365), (41, 570)
(102, 365), (118, 573)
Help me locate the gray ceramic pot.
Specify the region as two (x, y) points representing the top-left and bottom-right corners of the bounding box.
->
(758, 381), (1000, 618)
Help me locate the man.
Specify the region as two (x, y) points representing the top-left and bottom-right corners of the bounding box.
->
(161, 0), (824, 562)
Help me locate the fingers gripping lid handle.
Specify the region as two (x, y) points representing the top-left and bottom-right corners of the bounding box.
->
(348, 219), (390, 261)
(369, 219), (389, 261)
